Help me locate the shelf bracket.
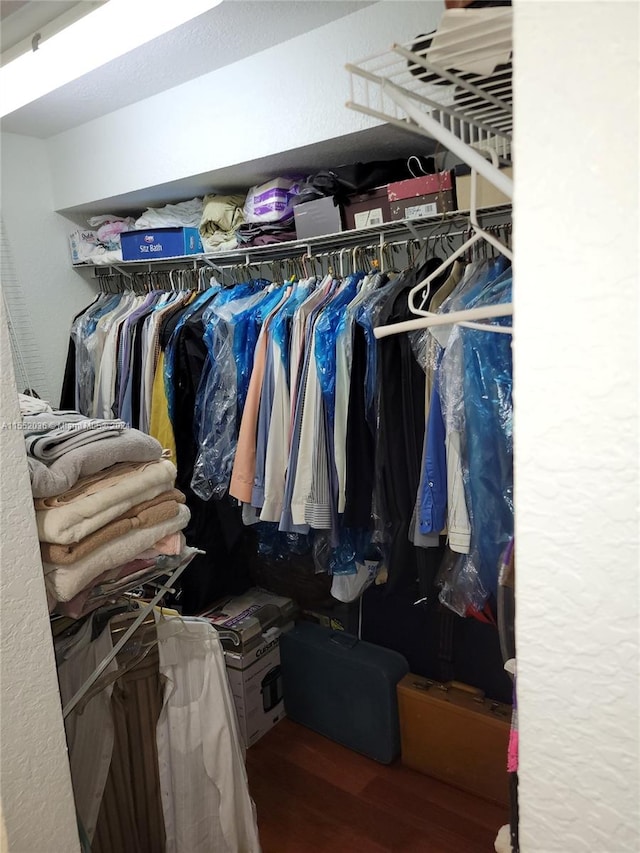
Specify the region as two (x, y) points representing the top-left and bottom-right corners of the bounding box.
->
(382, 81), (513, 200)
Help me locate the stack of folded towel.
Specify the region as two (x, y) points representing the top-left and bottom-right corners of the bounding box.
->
(21, 397), (191, 618)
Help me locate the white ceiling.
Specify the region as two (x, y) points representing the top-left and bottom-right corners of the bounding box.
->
(0, 0), (373, 138)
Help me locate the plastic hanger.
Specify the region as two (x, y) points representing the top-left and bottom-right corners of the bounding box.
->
(374, 158), (513, 340)
(407, 154), (512, 317)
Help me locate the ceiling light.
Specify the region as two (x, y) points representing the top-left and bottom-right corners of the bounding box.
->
(0, 0), (224, 119)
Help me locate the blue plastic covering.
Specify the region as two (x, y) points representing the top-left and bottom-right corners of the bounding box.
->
(314, 274), (361, 423)
(190, 285), (267, 500)
(437, 268), (513, 612)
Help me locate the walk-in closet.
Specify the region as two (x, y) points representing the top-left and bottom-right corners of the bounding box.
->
(0, 2), (638, 853)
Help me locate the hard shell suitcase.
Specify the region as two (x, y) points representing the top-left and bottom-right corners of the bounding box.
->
(279, 621), (409, 763)
(397, 673), (512, 805)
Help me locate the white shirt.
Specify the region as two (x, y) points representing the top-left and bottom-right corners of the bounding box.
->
(156, 617), (261, 853)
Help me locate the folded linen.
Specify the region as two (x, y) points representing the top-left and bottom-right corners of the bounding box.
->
(29, 428), (163, 499)
(58, 545), (186, 620)
(54, 557), (158, 619)
(40, 490), (185, 564)
(22, 411), (87, 435)
(138, 531), (185, 557)
(134, 198), (204, 230)
(37, 459), (177, 545)
(35, 459), (165, 508)
(25, 417), (126, 462)
(19, 394), (53, 416)
(199, 194), (245, 252)
(44, 504), (191, 602)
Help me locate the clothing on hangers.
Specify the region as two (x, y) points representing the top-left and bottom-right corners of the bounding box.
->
(61, 223), (513, 616)
(56, 609), (260, 852)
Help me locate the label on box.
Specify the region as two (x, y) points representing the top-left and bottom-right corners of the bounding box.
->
(405, 202), (438, 219)
(354, 208), (384, 229)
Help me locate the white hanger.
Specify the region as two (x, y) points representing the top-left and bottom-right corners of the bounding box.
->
(408, 151), (512, 317)
(374, 152), (513, 340)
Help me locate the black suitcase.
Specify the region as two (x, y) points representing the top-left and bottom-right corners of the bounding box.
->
(280, 621), (409, 763)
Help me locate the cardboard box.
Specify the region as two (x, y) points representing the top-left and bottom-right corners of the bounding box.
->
(202, 588), (297, 652)
(455, 166), (513, 210)
(343, 187), (390, 231)
(387, 170), (456, 202)
(120, 226), (203, 261)
(389, 189), (457, 221)
(201, 588), (297, 747)
(224, 628), (289, 748)
(293, 196), (343, 239)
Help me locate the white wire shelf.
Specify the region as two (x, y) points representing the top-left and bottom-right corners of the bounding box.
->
(345, 8), (513, 166)
(72, 205), (512, 278)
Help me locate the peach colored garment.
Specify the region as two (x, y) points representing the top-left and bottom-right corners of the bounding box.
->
(144, 531), (185, 557)
(229, 290), (289, 503)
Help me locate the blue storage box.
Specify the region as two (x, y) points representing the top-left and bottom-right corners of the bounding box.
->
(120, 227), (203, 260)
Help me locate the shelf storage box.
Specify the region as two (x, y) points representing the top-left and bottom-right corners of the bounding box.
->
(388, 170), (457, 220)
(293, 196), (344, 239)
(455, 166), (513, 210)
(120, 226), (203, 260)
(343, 186), (390, 230)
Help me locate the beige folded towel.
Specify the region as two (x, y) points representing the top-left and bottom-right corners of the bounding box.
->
(37, 459), (177, 544)
(44, 504), (191, 602)
(40, 489), (185, 564)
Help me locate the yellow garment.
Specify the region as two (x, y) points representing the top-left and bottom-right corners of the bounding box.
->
(149, 351), (177, 463)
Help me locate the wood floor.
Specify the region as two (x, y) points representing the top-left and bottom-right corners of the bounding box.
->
(246, 718), (508, 853)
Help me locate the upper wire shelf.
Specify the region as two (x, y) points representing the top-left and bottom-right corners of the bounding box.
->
(345, 7), (513, 165)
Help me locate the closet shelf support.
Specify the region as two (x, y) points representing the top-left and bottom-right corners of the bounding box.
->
(382, 82), (512, 199)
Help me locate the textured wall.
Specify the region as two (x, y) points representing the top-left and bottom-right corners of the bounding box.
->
(46, 1), (442, 211)
(0, 302), (80, 852)
(513, 3), (639, 850)
(0, 132), (96, 403)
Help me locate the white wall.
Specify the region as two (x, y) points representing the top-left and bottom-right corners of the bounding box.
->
(47, 0), (442, 211)
(1, 132), (96, 403)
(0, 301), (80, 853)
(513, 2), (639, 850)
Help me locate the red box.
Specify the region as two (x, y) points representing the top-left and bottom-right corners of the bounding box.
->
(387, 170), (456, 202)
(389, 189), (457, 221)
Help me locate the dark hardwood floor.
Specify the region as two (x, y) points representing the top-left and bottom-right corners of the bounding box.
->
(246, 718), (508, 852)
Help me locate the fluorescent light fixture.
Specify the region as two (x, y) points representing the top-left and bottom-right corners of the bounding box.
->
(0, 0), (223, 118)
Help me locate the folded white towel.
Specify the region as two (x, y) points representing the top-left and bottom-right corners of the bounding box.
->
(44, 504), (191, 602)
(37, 459), (177, 544)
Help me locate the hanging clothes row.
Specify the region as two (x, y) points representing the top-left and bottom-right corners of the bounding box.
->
(55, 606), (261, 853)
(61, 224), (513, 615)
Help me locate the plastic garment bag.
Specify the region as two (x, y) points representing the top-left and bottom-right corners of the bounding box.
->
(191, 287), (268, 501)
(165, 287), (220, 424)
(437, 270), (513, 613)
(231, 279), (276, 414)
(71, 293), (120, 415)
(314, 274), (362, 423)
